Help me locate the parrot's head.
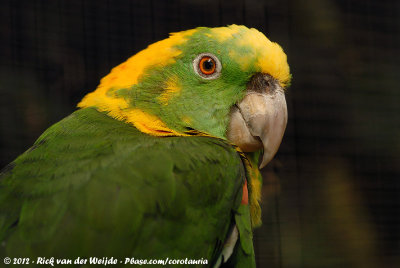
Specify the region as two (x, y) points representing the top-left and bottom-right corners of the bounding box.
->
(79, 25), (291, 168)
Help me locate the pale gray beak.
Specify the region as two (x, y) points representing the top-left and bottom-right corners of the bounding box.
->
(227, 74), (288, 169)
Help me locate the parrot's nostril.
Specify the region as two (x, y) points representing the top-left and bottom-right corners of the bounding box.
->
(247, 73), (278, 94)
(263, 75), (278, 94)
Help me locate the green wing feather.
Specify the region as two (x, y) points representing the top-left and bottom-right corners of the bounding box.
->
(0, 108), (253, 266)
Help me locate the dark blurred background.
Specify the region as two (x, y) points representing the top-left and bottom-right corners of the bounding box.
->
(0, 0), (399, 267)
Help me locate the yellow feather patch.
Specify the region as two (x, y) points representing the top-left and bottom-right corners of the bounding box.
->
(221, 25), (291, 87)
(78, 29), (197, 131)
(125, 109), (187, 137)
(237, 27), (291, 87)
(241, 152), (263, 228)
(157, 75), (181, 105)
(210, 24), (242, 42)
(249, 171), (262, 227)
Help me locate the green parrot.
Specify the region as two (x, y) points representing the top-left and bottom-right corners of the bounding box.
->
(0, 25), (290, 267)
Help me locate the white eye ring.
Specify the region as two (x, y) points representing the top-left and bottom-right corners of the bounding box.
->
(192, 53), (222, 80)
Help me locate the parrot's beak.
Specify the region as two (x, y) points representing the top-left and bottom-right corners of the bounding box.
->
(227, 73), (288, 169)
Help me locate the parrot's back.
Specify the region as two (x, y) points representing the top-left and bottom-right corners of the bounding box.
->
(0, 108), (252, 266)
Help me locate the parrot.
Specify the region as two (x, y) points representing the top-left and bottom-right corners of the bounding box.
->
(0, 25), (290, 267)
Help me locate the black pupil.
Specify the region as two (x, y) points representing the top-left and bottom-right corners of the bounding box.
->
(202, 59), (214, 71)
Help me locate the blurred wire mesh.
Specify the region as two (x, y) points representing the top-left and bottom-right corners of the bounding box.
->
(0, 0), (399, 267)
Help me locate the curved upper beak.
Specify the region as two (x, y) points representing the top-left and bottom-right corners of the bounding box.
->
(227, 73), (288, 169)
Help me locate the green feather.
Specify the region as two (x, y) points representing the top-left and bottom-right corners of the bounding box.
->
(0, 108), (248, 266)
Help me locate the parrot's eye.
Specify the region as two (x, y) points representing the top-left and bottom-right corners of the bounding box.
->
(193, 53), (221, 80)
(199, 57), (216, 74)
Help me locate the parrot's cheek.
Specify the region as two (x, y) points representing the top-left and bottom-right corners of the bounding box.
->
(227, 83), (287, 169)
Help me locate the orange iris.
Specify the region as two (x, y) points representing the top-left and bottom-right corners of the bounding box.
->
(198, 56), (216, 75)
